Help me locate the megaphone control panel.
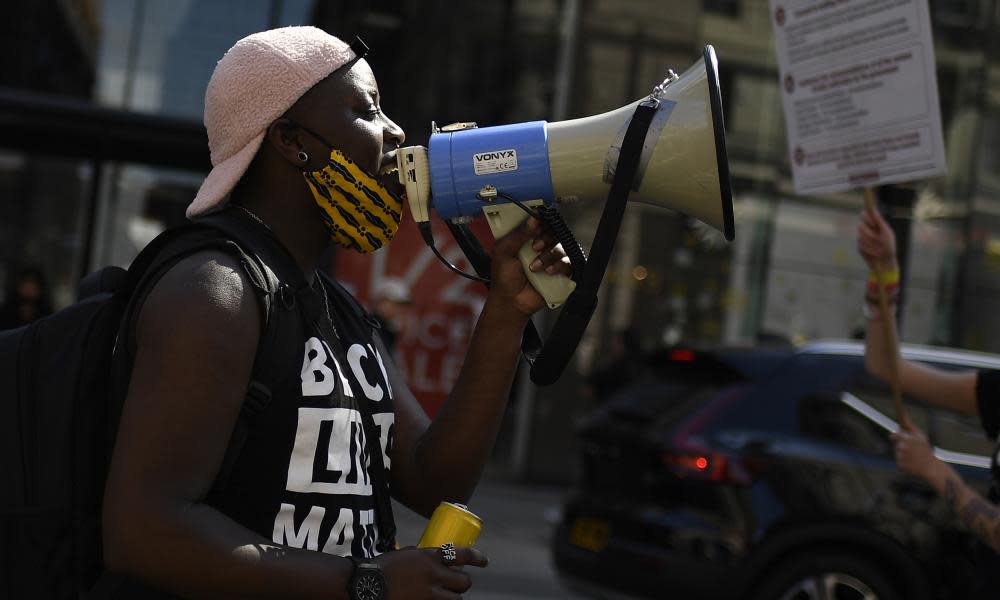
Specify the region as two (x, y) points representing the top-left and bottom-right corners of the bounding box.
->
(398, 147), (431, 224)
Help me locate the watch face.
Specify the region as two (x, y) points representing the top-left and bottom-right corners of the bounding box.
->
(354, 571), (385, 600)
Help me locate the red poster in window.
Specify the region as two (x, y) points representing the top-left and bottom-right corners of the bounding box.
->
(333, 208), (493, 417)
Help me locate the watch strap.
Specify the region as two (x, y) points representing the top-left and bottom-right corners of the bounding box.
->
(347, 557), (386, 600)
(345, 556), (360, 600)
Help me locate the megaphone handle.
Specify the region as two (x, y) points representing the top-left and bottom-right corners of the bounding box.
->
(481, 202), (577, 309)
(443, 220), (543, 364)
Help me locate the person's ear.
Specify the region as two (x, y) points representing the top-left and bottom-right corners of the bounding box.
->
(266, 118), (316, 169)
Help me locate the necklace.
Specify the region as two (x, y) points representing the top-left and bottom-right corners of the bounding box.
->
(232, 204), (272, 231)
(314, 275), (339, 339)
(234, 203), (337, 338)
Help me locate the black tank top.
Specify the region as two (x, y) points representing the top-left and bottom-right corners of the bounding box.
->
(975, 369), (1000, 502)
(206, 272), (396, 558)
(108, 217), (396, 597)
(970, 369), (1000, 598)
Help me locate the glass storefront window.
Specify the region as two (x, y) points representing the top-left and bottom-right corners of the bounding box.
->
(762, 201), (868, 344)
(95, 0), (316, 118)
(90, 163), (206, 269)
(728, 71), (786, 166)
(0, 151), (92, 311)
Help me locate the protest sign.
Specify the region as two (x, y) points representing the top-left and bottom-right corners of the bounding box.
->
(770, 0), (947, 194)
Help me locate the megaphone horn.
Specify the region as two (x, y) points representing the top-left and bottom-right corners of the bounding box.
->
(548, 45), (734, 242)
(396, 45), (734, 384)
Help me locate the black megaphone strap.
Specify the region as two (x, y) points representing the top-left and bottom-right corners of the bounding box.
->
(440, 100), (658, 383)
(528, 100), (659, 385)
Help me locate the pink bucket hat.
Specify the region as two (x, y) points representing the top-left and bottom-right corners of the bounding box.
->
(187, 26), (358, 218)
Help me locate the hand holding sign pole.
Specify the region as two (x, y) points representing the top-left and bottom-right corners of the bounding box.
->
(771, 0), (945, 428)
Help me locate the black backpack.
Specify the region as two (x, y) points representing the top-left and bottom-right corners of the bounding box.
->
(0, 213), (289, 599)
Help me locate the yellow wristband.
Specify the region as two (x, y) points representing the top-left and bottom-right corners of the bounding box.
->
(868, 269), (900, 286)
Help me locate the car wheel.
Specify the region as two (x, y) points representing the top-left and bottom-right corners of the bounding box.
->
(751, 551), (901, 600)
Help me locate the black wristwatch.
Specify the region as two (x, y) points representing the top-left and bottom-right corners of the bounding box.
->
(347, 557), (387, 600)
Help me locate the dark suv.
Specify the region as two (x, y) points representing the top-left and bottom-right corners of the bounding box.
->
(552, 340), (999, 600)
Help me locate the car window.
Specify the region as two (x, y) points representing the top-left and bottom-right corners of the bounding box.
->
(927, 407), (994, 457)
(844, 376), (931, 433)
(846, 369), (993, 459)
(799, 392), (892, 456)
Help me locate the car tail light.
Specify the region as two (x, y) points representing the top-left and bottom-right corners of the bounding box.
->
(668, 348), (696, 362)
(660, 384), (760, 485)
(662, 429), (765, 485)
(662, 452), (713, 475)
(661, 450), (753, 484)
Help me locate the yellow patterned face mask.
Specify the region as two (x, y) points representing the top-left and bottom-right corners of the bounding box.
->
(293, 122), (402, 253)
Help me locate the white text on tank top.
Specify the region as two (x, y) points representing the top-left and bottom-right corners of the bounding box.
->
(271, 335), (394, 557)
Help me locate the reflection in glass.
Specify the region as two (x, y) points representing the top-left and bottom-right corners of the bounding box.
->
(0, 151), (92, 310)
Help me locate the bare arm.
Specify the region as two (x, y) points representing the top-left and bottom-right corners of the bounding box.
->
(865, 315), (978, 415)
(858, 207), (978, 416)
(102, 251), (351, 598)
(389, 217), (568, 516)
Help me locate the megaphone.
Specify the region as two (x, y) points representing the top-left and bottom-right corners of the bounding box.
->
(396, 45), (734, 383)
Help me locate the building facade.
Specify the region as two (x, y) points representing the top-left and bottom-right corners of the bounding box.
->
(2, 0), (998, 482)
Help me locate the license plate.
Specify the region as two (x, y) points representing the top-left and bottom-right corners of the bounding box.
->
(569, 517), (611, 552)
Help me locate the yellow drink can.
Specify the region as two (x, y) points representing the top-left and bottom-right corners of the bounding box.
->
(417, 502), (483, 548)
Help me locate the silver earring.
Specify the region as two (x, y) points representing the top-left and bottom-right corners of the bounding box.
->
(297, 151), (309, 163)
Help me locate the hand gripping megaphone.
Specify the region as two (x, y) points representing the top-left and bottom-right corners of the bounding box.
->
(396, 45), (734, 385)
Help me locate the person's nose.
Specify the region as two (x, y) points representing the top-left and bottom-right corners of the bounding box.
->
(382, 111), (405, 148)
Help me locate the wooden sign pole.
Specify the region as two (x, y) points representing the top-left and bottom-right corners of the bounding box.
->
(864, 187), (909, 428)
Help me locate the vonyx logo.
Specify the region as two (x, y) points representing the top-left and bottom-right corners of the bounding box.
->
(473, 148), (518, 175)
(474, 149), (516, 162)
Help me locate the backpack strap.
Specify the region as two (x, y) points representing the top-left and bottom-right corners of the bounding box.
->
(92, 224), (279, 598)
(191, 210), (341, 491)
(200, 210), (398, 550)
(117, 224), (276, 378)
(108, 217), (284, 487)
(195, 210), (323, 322)
(180, 212), (306, 491)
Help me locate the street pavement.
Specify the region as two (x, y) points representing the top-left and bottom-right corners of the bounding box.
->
(392, 474), (592, 599)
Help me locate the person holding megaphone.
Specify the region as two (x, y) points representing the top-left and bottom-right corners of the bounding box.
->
(858, 206), (1000, 596)
(99, 26), (572, 599)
